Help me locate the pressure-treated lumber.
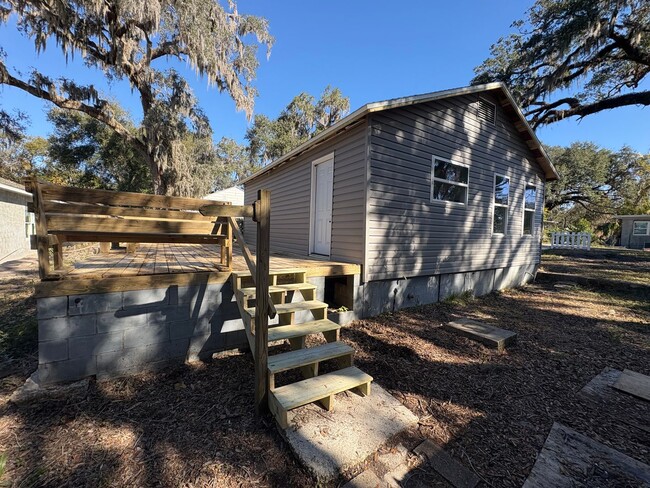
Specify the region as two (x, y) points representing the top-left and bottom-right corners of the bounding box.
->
(40, 182), (222, 211)
(229, 216), (276, 318)
(445, 318), (517, 351)
(267, 319), (341, 343)
(234, 267), (317, 279)
(46, 215), (220, 235)
(26, 180), (237, 278)
(270, 366), (372, 414)
(239, 282), (317, 297)
(62, 232), (225, 244)
(268, 341), (353, 375)
(245, 300), (328, 317)
(42, 201), (219, 221)
(254, 188), (271, 414)
(199, 203), (254, 218)
(229, 217), (257, 279)
(25, 177), (50, 279)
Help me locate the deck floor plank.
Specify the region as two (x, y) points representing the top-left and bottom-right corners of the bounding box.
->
(121, 247), (148, 276)
(56, 244), (360, 283)
(154, 243), (169, 275)
(165, 244), (185, 274)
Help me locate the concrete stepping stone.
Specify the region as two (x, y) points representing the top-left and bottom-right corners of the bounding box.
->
(445, 318), (517, 351)
(283, 383), (418, 481)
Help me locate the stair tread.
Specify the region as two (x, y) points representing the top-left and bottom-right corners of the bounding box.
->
(239, 283), (317, 295)
(245, 300), (327, 317)
(271, 366), (373, 411)
(234, 268), (308, 279)
(268, 319), (340, 342)
(268, 341), (352, 374)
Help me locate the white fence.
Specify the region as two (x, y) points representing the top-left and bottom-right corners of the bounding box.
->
(551, 232), (592, 250)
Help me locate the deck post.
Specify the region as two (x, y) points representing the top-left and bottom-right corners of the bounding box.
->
(254, 189), (270, 414)
(25, 177), (50, 279)
(227, 217), (233, 270)
(52, 237), (64, 270)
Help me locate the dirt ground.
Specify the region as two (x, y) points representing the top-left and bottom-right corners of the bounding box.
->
(0, 249), (648, 487)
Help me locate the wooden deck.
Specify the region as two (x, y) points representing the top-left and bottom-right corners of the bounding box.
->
(35, 243), (361, 297)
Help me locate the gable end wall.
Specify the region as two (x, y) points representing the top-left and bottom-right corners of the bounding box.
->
(366, 92), (545, 282)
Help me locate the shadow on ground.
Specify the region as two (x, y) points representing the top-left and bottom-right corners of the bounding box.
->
(0, 353), (314, 487)
(344, 282), (650, 487)
(1, 261), (648, 487)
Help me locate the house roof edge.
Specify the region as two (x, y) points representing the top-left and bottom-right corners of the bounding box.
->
(240, 82), (559, 184)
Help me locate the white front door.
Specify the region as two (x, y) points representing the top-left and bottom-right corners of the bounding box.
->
(312, 156), (333, 256)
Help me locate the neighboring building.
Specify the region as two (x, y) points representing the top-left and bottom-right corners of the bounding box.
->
(0, 177), (33, 264)
(204, 186), (244, 206)
(241, 82), (559, 316)
(615, 214), (650, 249)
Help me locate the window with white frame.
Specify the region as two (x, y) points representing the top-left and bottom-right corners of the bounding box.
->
(25, 207), (35, 238)
(431, 157), (469, 204)
(633, 221), (649, 235)
(493, 174), (510, 234)
(523, 184), (537, 235)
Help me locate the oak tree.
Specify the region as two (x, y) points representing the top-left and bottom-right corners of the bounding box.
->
(545, 142), (650, 214)
(0, 0), (272, 194)
(473, 0), (650, 127)
(246, 86), (350, 166)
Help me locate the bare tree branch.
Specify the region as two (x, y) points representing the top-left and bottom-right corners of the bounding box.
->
(530, 90), (650, 127)
(0, 61), (146, 154)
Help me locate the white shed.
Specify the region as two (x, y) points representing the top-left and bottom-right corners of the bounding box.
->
(204, 186), (244, 206)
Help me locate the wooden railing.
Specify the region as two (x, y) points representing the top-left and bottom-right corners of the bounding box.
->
(201, 189), (273, 413)
(24, 177), (233, 279)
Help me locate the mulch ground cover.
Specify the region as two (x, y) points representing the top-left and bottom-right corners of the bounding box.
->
(346, 283), (649, 487)
(0, 251), (648, 487)
(540, 247), (650, 285)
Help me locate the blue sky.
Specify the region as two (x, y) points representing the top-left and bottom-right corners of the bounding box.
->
(0, 1), (648, 152)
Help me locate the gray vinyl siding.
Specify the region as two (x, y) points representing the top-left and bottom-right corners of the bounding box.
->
(366, 92), (545, 282)
(244, 121), (367, 264)
(620, 217), (650, 249)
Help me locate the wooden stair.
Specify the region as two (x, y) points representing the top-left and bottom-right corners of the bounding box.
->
(232, 268), (373, 428)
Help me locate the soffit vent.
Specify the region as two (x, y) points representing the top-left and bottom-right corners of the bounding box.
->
(476, 98), (496, 125)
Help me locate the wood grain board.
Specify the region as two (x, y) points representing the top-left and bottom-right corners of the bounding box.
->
(523, 423), (650, 487)
(613, 369), (650, 402)
(35, 244), (361, 297)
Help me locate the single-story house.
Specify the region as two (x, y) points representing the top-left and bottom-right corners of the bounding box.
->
(615, 214), (650, 249)
(204, 186), (244, 206)
(241, 82), (559, 316)
(0, 176), (34, 264)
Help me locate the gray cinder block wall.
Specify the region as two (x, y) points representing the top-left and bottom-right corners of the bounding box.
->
(35, 263), (533, 384)
(36, 281), (249, 384)
(36, 277), (329, 385)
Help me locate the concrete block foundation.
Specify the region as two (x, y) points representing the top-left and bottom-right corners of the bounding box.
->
(35, 280), (248, 384)
(34, 262), (536, 385)
(361, 263), (538, 317)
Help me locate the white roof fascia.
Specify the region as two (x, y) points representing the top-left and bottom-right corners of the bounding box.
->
(0, 181), (32, 198)
(240, 82), (559, 183)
